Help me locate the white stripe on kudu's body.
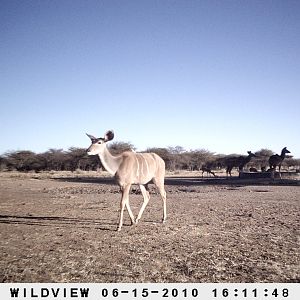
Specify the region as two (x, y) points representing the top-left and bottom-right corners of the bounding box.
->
(86, 130), (167, 231)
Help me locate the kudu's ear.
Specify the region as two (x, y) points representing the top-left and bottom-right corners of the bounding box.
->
(86, 133), (97, 141)
(104, 130), (114, 142)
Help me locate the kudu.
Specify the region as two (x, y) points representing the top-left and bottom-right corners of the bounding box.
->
(225, 151), (257, 177)
(86, 130), (167, 231)
(269, 147), (291, 179)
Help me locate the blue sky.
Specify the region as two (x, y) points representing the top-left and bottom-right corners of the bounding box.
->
(1, 0), (299, 158)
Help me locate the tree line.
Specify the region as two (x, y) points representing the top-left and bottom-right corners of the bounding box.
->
(0, 142), (299, 173)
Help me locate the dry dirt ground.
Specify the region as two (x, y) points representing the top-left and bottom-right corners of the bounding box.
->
(0, 171), (299, 283)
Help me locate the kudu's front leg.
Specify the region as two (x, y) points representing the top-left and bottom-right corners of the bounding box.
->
(118, 184), (134, 231)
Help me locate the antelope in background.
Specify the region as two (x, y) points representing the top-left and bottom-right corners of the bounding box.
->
(269, 147), (291, 179)
(239, 151), (257, 172)
(200, 165), (216, 177)
(225, 151), (257, 177)
(86, 130), (167, 231)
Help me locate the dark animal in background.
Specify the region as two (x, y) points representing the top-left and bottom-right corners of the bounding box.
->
(269, 147), (291, 178)
(225, 151), (257, 177)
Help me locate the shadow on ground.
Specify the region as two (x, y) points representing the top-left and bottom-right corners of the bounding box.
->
(0, 214), (117, 231)
(52, 175), (300, 187)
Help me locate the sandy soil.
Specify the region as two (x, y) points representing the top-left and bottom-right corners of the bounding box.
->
(0, 172), (299, 283)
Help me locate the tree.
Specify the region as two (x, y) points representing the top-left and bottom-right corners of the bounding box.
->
(284, 157), (298, 170)
(2, 150), (46, 172)
(0, 155), (7, 171)
(78, 155), (100, 171)
(1, 144), (299, 174)
(145, 147), (173, 170)
(66, 147), (87, 171)
(189, 149), (216, 170)
(167, 146), (186, 170)
(109, 141), (136, 155)
(253, 149), (274, 170)
(42, 149), (67, 171)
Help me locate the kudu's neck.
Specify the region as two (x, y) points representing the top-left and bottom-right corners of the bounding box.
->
(280, 150), (287, 159)
(98, 145), (122, 175)
(245, 154), (252, 163)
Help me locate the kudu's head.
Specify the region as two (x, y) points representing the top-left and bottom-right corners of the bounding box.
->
(86, 130), (114, 155)
(281, 147), (291, 155)
(247, 151), (257, 158)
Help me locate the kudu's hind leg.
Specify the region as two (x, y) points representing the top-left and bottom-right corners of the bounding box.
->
(154, 178), (167, 223)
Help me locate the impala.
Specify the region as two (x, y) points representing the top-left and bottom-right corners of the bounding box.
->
(86, 130), (167, 231)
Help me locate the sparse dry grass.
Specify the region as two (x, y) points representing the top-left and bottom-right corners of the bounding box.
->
(0, 171), (299, 282)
